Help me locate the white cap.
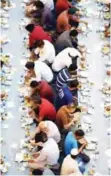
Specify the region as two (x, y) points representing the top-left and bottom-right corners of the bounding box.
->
(71, 148), (79, 156)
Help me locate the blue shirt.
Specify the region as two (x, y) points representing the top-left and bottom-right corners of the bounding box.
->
(64, 132), (78, 156)
(58, 86), (73, 105)
(55, 86), (73, 111)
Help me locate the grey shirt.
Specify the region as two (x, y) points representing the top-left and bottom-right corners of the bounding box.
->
(55, 31), (73, 51)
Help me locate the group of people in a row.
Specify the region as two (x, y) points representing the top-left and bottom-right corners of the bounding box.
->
(23, 0), (90, 175)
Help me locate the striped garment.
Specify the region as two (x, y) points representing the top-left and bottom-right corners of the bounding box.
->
(56, 68), (71, 91)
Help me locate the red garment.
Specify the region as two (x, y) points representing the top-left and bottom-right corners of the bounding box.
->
(29, 26), (52, 47)
(56, 0), (71, 16)
(39, 98), (56, 121)
(39, 81), (54, 102)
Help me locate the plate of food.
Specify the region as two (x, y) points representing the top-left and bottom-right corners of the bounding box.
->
(103, 6), (110, 12)
(0, 35), (10, 45)
(86, 143), (97, 151)
(102, 85), (111, 95)
(0, 157), (10, 173)
(106, 69), (111, 76)
(104, 105), (111, 117)
(104, 12), (110, 20)
(79, 62), (88, 71)
(23, 153), (31, 162)
(101, 45), (110, 55)
(79, 71), (88, 78)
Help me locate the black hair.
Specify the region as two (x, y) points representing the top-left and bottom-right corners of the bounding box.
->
(72, 41), (78, 49)
(35, 131), (48, 143)
(69, 79), (79, 88)
(33, 40), (44, 49)
(71, 154), (78, 160)
(70, 30), (78, 37)
(30, 80), (39, 88)
(74, 107), (81, 113)
(1, 0), (6, 3)
(68, 7), (78, 15)
(25, 24), (35, 33)
(68, 53), (79, 60)
(34, 1), (44, 9)
(32, 169), (43, 175)
(69, 19), (79, 28)
(68, 62), (77, 72)
(31, 95), (42, 104)
(33, 107), (40, 115)
(70, 56), (79, 69)
(75, 129), (85, 137)
(25, 62), (35, 70)
(0, 60), (4, 68)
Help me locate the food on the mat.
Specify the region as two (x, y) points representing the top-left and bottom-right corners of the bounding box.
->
(23, 153), (31, 161)
(101, 44), (110, 55)
(0, 156), (10, 173)
(104, 12), (110, 20)
(106, 70), (111, 76)
(103, 7), (109, 12)
(102, 84), (111, 94)
(104, 105), (111, 117)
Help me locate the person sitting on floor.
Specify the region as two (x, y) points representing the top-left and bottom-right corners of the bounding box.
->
(25, 1), (40, 17)
(33, 1), (55, 30)
(56, 7), (78, 33)
(57, 7), (87, 33)
(56, 104), (81, 133)
(55, 85), (74, 111)
(52, 47), (81, 72)
(28, 132), (60, 173)
(55, 79), (79, 111)
(30, 80), (54, 103)
(55, 61), (78, 91)
(30, 120), (61, 143)
(55, 29), (78, 54)
(64, 130), (90, 173)
(30, 95), (56, 122)
(33, 40), (55, 65)
(25, 61), (53, 83)
(25, 24), (52, 50)
(61, 148), (82, 176)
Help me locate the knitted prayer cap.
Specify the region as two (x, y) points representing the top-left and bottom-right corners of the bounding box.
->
(68, 7), (79, 15)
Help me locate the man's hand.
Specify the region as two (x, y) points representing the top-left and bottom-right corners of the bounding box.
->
(28, 159), (35, 163)
(79, 138), (88, 146)
(32, 152), (40, 158)
(30, 140), (36, 146)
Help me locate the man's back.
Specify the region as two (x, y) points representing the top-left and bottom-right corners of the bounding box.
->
(34, 60), (53, 82)
(44, 121), (61, 143)
(57, 10), (69, 33)
(29, 26), (52, 47)
(39, 98), (56, 121)
(41, 138), (60, 165)
(56, 31), (72, 50)
(61, 155), (82, 176)
(64, 132), (78, 155)
(56, 68), (71, 91)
